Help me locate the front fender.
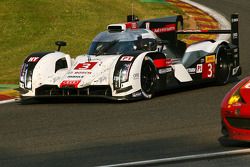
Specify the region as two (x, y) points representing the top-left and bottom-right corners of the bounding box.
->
(19, 51), (72, 94)
(111, 52), (148, 97)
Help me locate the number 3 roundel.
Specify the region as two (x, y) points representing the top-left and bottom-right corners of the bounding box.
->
(74, 62), (97, 70)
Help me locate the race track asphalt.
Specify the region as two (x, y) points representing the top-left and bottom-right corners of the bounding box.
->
(1, 0), (250, 166)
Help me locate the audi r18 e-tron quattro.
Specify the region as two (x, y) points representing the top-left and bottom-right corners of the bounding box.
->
(221, 76), (250, 142)
(19, 14), (241, 100)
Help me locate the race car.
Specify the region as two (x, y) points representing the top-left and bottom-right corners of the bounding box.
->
(19, 14), (241, 101)
(221, 76), (250, 142)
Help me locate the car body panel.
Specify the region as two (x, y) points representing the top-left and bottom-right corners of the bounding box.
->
(19, 14), (241, 101)
(221, 76), (250, 141)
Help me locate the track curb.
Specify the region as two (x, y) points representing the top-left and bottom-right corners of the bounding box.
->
(0, 85), (19, 104)
(180, 0), (231, 40)
(166, 0), (230, 44)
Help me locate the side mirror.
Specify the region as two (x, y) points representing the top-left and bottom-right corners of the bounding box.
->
(55, 41), (67, 51)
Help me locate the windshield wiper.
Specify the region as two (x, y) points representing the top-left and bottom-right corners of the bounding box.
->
(95, 40), (119, 56)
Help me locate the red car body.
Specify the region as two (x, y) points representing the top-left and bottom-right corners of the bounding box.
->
(221, 76), (250, 141)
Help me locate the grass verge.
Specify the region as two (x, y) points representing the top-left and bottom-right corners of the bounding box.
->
(0, 0), (183, 83)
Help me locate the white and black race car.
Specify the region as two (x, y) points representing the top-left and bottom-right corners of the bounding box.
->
(19, 14), (241, 100)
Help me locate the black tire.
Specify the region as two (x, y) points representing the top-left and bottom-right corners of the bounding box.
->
(140, 57), (157, 99)
(216, 45), (231, 85)
(221, 121), (229, 137)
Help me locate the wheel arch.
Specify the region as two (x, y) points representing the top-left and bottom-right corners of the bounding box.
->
(24, 52), (71, 91)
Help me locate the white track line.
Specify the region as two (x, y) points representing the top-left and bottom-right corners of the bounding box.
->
(99, 148), (250, 167)
(181, 0), (231, 40)
(0, 98), (19, 104)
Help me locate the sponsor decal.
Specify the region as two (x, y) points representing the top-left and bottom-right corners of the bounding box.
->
(232, 103), (242, 107)
(159, 67), (172, 74)
(74, 62), (97, 70)
(233, 33), (238, 39)
(232, 18), (238, 23)
(74, 71), (92, 75)
(166, 58), (173, 66)
(196, 64), (203, 73)
(28, 57), (40, 62)
(132, 91), (142, 98)
(187, 68), (196, 74)
(67, 75), (84, 79)
(240, 81), (250, 103)
(232, 66), (240, 76)
(180, 30), (206, 33)
(200, 58), (205, 63)
(94, 76), (108, 84)
(133, 73), (139, 80)
(205, 55), (215, 63)
(120, 56), (134, 61)
(243, 81), (250, 89)
(125, 22), (138, 29)
(60, 80), (81, 88)
(151, 24), (176, 34)
(202, 63), (215, 79)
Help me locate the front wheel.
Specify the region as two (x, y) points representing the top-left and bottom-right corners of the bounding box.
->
(140, 57), (157, 99)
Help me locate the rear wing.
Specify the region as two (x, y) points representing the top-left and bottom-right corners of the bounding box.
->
(130, 14), (239, 47)
(177, 14), (239, 46)
(136, 15), (184, 45)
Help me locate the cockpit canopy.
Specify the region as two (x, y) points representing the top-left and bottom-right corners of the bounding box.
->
(88, 29), (158, 55)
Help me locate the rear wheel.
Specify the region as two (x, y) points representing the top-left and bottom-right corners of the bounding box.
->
(140, 57), (157, 99)
(216, 45), (231, 85)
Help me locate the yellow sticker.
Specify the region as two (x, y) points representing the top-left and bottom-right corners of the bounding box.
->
(205, 55), (215, 63)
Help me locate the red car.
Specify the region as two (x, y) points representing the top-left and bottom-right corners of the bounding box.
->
(221, 76), (250, 141)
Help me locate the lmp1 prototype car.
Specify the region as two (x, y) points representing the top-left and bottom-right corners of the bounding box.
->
(221, 76), (250, 142)
(19, 14), (241, 100)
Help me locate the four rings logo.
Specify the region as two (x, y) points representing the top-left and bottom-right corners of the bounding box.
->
(120, 56), (134, 61)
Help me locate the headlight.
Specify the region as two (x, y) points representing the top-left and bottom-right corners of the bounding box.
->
(25, 69), (33, 89)
(228, 94), (241, 105)
(119, 63), (132, 83)
(113, 63), (132, 89)
(20, 64), (27, 83)
(20, 63), (33, 90)
(228, 89), (243, 105)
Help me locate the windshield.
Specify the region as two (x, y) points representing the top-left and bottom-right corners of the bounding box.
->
(88, 40), (137, 55)
(88, 29), (157, 55)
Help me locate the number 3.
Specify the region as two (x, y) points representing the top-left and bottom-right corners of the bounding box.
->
(207, 63), (213, 78)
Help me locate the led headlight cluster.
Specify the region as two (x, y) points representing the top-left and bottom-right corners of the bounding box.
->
(113, 63), (132, 89)
(228, 92), (241, 105)
(20, 63), (33, 89)
(119, 63), (131, 83)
